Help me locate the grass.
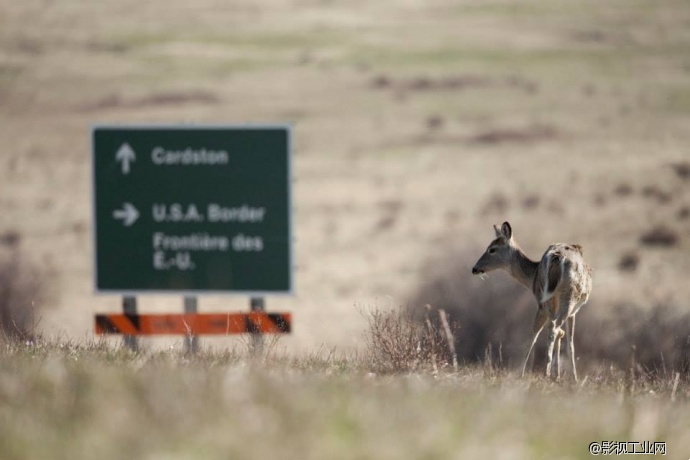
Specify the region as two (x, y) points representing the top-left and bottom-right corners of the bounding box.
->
(0, 295), (687, 460)
(1, 338), (689, 460)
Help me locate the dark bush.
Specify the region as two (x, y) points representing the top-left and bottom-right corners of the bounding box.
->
(408, 249), (535, 368)
(577, 303), (690, 377)
(480, 193), (509, 216)
(0, 230), (21, 247)
(408, 249), (690, 376)
(0, 249), (46, 341)
(618, 251), (640, 272)
(614, 183), (633, 197)
(640, 225), (679, 247)
(671, 161), (690, 180)
(641, 185), (672, 204)
(470, 124), (557, 145)
(522, 195), (540, 210)
(678, 206), (690, 221)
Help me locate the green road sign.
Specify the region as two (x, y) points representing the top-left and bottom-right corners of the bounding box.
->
(92, 125), (292, 294)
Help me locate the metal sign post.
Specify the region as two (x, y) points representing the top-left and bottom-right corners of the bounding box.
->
(250, 297), (265, 356)
(122, 296), (138, 351)
(183, 297), (199, 354)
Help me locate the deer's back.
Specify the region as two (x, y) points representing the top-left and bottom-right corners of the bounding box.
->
(534, 243), (592, 313)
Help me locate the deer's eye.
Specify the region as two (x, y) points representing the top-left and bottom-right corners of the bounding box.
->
(488, 248), (496, 254)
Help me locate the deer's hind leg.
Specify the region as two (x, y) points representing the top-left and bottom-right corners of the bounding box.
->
(544, 297), (562, 379)
(555, 326), (565, 380)
(567, 315), (578, 382)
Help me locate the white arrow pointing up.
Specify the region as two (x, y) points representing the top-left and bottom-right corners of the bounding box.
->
(115, 143), (136, 175)
(113, 203), (140, 227)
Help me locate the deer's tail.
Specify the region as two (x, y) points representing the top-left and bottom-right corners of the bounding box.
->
(540, 252), (564, 304)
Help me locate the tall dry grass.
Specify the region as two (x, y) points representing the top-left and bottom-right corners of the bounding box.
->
(1, 337), (689, 460)
(363, 304), (458, 374)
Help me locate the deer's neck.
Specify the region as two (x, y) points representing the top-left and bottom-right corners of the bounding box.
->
(508, 245), (539, 290)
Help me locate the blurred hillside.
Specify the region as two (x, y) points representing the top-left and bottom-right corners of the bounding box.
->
(1, 0), (689, 352)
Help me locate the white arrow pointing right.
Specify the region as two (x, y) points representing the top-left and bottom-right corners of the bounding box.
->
(113, 203), (140, 227)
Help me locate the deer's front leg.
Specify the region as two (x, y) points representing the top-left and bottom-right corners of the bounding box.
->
(521, 307), (548, 377)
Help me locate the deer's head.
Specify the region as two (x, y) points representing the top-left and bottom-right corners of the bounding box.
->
(472, 221), (515, 275)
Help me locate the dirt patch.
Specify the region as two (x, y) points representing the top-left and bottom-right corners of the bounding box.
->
(371, 74), (493, 92)
(0, 231), (20, 248)
(614, 183), (634, 197)
(521, 195), (540, 210)
(569, 30), (609, 44)
(505, 75), (539, 94)
(480, 192), (510, 216)
(374, 200), (403, 232)
(641, 185), (672, 204)
(425, 115), (444, 131)
(371, 74), (538, 95)
(78, 90), (220, 112)
(469, 124), (559, 145)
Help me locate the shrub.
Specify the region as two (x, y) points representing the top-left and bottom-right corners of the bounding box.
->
(480, 193), (509, 216)
(408, 249), (534, 368)
(618, 251), (640, 272)
(577, 303), (690, 377)
(363, 305), (457, 374)
(0, 248), (46, 341)
(640, 225), (679, 247)
(407, 248), (690, 377)
(641, 185), (672, 204)
(671, 161), (690, 180)
(614, 183), (633, 197)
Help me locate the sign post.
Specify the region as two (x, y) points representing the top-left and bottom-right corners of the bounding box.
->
(92, 125), (292, 350)
(250, 297), (265, 356)
(183, 297), (198, 354)
(122, 296), (138, 351)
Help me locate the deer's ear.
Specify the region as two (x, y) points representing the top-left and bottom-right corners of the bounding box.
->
(501, 221), (512, 239)
(493, 224), (502, 238)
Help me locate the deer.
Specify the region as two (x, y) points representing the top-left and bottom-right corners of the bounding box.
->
(471, 222), (592, 381)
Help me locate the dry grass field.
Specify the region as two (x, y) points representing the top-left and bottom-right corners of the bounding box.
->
(1, 0), (690, 457)
(1, 338), (689, 460)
